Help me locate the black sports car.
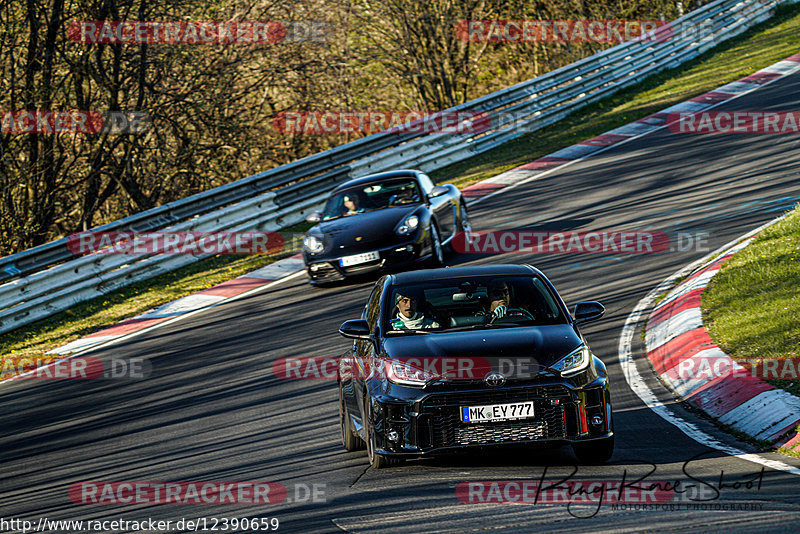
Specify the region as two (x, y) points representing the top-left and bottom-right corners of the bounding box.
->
(337, 264), (613, 468)
(301, 170), (470, 284)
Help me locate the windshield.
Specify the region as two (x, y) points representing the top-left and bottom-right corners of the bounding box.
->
(384, 275), (568, 334)
(322, 179), (422, 220)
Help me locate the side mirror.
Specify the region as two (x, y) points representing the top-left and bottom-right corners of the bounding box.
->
(339, 319), (371, 339)
(573, 301), (605, 325)
(306, 211), (322, 223)
(429, 185), (448, 198)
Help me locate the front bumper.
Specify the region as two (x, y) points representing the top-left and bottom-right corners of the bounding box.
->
(304, 239), (430, 283)
(367, 381), (612, 457)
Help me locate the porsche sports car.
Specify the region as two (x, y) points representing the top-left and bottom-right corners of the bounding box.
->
(337, 264), (613, 468)
(301, 170), (470, 284)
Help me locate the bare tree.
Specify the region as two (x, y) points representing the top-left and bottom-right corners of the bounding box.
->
(351, 0), (498, 110)
(0, 0), (682, 255)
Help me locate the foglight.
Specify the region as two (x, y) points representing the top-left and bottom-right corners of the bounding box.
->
(384, 360), (437, 386)
(551, 345), (591, 377)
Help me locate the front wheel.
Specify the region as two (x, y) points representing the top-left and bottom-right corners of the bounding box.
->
(339, 385), (364, 451)
(428, 224), (445, 267)
(572, 435), (614, 465)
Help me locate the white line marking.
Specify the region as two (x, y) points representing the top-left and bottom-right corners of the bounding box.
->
(619, 214), (800, 476)
(136, 293), (226, 319)
(3, 269), (307, 384)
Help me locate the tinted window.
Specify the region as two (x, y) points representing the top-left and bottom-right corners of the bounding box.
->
(322, 179), (422, 220)
(384, 275), (567, 333)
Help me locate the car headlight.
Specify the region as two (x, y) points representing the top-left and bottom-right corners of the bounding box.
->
(551, 345), (591, 377)
(303, 235), (324, 254)
(395, 215), (420, 236)
(384, 359), (437, 386)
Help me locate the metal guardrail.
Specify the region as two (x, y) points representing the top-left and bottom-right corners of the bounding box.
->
(0, 0), (791, 335)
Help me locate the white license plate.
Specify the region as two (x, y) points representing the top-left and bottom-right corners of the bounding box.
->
(339, 251), (379, 267)
(460, 401), (535, 423)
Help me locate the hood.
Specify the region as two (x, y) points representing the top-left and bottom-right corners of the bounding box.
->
(310, 206), (421, 253)
(382, 325), (583, 380)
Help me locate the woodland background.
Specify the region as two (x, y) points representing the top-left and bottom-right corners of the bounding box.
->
(0, 0), (683, 255)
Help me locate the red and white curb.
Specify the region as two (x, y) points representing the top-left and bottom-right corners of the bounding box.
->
(45, 52), (800, 357)
(645, 226), (800, 452)
(48, 254), (306, 355)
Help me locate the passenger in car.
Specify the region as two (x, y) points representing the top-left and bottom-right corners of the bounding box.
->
(342, 194), (365, 216)
(390, 292), (440, 330)
(487, 280), (512, 319)
(480, 280), (535, 323)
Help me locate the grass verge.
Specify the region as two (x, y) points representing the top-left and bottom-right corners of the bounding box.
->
(3, 3), (800, 363)
(703, 206), (800, 397)
(778, 425), (800, 457)
(0, 224), (311, 366)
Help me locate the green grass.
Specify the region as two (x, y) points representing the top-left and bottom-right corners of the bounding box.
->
(0, 224), (310, 366)
(778, 446), (800, 458)
(431, 2), (800, 190)
(703, 206), (800, 397)
(3, 3), (800, 367)
(778, 425), (800, 457)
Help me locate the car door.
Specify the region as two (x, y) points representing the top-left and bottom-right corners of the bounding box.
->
(419, 173), (455, 239)
(350, 282), (383, 429)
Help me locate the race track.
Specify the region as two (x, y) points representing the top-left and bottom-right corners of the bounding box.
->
(2, 71), (800, 533)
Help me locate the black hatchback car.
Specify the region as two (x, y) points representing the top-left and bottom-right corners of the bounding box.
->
(301, 170), (469, 284)
(337, 264), (613, 468)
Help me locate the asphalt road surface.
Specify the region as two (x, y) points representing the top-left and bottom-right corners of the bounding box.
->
(2, 72), (800, 534)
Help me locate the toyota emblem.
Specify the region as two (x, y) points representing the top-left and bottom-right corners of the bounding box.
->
(484, 371), (506, 387)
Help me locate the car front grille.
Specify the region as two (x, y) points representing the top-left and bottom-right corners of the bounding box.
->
(419, 386), (576, 449)
(422, 385), (570, 407)
(454, 420), (547, 445)
(341, 258), (383, 275)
